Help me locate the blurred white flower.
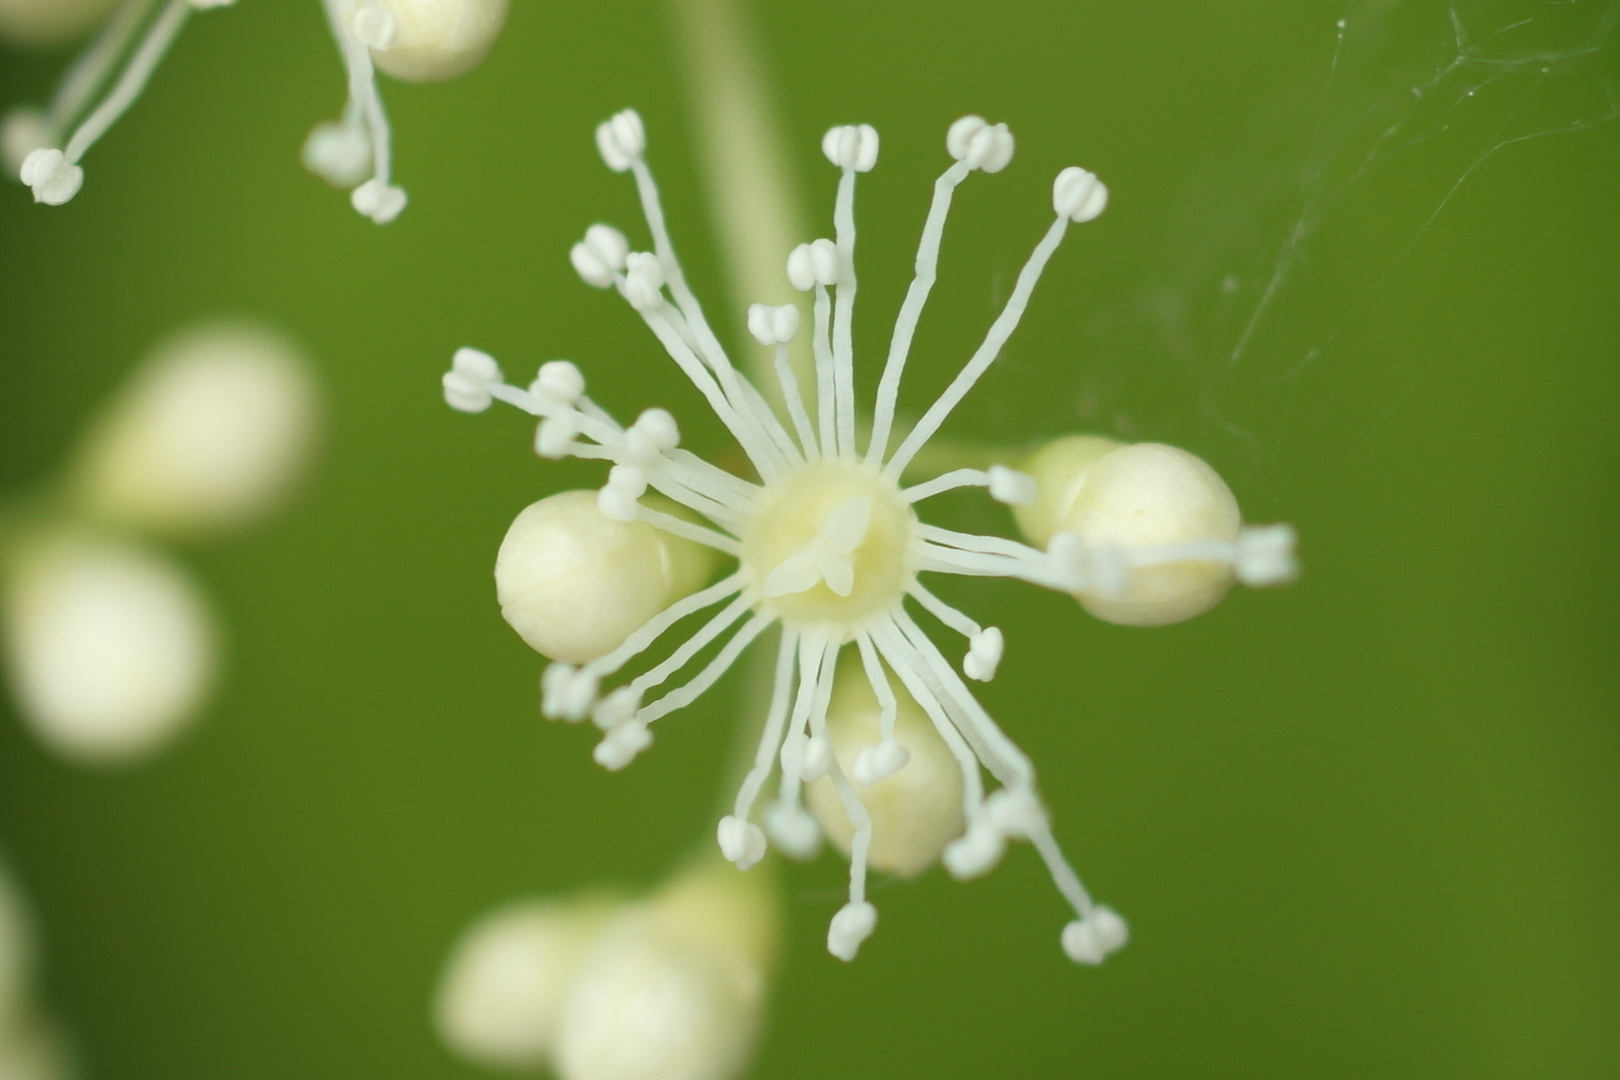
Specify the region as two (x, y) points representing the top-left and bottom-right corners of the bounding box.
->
(0, 860), (33, 1025)
(1, 0), (507, 221)
(0, 858), (72, 1080)
(437, 863), (776, 1080)
(434, 895), (618, 1069)
(1, 533), (216, 766)
(70, 323), (319, 539)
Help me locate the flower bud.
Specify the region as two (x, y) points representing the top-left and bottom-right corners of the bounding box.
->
(495, 492), (717, 665)
(364, 0), (508, 83)
(70, 323), (319, 539)
(435, 895), (620, 1069)
(2, 533), (216, 766)
(806, 656), (965, 878)
(0, 0), (121, 48)
(1015, 436), (1242, 626)
(554, 862), (778, 1080)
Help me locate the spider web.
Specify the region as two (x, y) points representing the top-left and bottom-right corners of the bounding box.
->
(1075, 0), (1619, 514)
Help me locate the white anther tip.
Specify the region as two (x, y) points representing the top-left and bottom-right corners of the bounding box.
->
(571, 225), (630, 287)
(541, 663), (590, 721)
(593, 719), (651, 771)
(963, 626), (1005, 682)
(1236, 523), (1300, 587)
(852, 739), (909, 786)
(821, 124), (879, 172)
(595, 109), (646, 173)
(786, 241), (838, 292)
(946, 116), (1015, 173)
(987, 465), (1037, 506)
(1053, 167), (1108, 223)
(942, 822), (1006, 881)
(800, 734), (832, 783)
(590, 686), (640, 731)
(827, 901), (878, 962)
(352, 5), (397, 50)
(532, 360), (585, 406)
(351, 179), (408, 224)
(763, 802), (823, 861)
(1062, 907), (1129, 965)
(986, 787), (1042, 839)
(622, 251), (666, 310)
(747, 303), (800, 346)
(21, 149), (83, 206)
(717, 815), (768, 870)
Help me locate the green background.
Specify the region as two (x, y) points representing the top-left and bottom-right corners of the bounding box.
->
(2, 0), (1617, 1076)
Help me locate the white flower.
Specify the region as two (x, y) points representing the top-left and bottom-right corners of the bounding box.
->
(446, 110), (1297, 963)
(1, 0), (506, 221)
(69, 322), (319, 539)
(434, 896), (618, 1069)
(1, 532), (216, 766)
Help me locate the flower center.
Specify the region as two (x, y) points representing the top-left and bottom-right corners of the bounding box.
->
(742, 460), (916, 628)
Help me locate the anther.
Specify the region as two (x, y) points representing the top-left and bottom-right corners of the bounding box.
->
(591, 686), (641, 731)
(593, 718), (651, 771)
(1235, 524), (1299, 587)
(352, 178), (408, 224)
(716, 815), (768, 870)
(1052, 166), (1108, 223)
(597, 465), (648, 522)
(852, 738), (909, 786)
(530, 360), (585, 408)
(534, 412), (580, 459)
(595, 109), (645, 173)
(746, 303), (800, 346)
(301, 122), (373, 188)
(827, 901), (878, 961)
(986, 465), (1037, 506)
(985, 787), (1043, 840)
(1061, 906), (1129, 965)
(623, 251), (665, 310)
(942, 820), (1006, 881)
(624, 409), (679, 464)
(946, 116), (1015, 173)
(963, 627), (1004, 682)
(570, 224), (630, 288)
(800, 734), (832, 783)
(351, 4), (397, 50)
(785, 239), (838, 292)
(20, 148), (82, 206)
(821, 124), (879, 172)
(764, 801), (822, 860)
(443, 347), (503, 413)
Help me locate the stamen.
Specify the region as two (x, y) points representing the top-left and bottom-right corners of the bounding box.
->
(577, 571), (747, 683)
(326, 0), (407, 223)
(885, 165), (1109, 479)
(902, 468), (988, 503)
(635, 505), (742, 558)
(729, 627), (800, 827)
(822, 124), (878, 457)
(636, 611), (772, 725)
(625, 593), (754, 702)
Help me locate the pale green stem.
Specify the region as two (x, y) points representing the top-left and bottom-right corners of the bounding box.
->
(663, 0), (813, 403)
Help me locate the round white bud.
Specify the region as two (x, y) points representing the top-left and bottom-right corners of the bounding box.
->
(495, 491), (717, 665)
(1014, 436), (1242, 626)
(0, 0), (121, 47)
(362, 0), (507, 82)
(71, 323), (319, 539)
(2, 534), (216, 766)
(555, 864), (776, 1080)
(806, 656), (965, 878)
(434, 895), (619, 1069)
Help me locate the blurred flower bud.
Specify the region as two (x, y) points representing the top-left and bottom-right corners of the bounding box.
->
(554, 861), (778, 1080)
(496, 491), (717, 665)
(1015, 436), (1242, 626)
(365, 0), (508, 83)
(0, 1015), (73, 1080)
(806, 655), (965, 878)
(0, 0), (120, 48)
(2, 533), (216, 766)
(435, 895), (620, 1069)
(70, 323), (319, 540)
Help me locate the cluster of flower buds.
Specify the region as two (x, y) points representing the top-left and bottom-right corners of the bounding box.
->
(435, 860), (778, 1080)
(1, 322), (319, 766)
